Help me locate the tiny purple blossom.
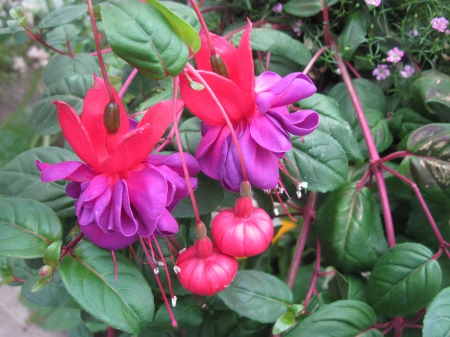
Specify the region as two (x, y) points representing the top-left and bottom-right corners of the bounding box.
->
(273, 3), (282, 13)
(446, 29), (450, 35)
(293, 19), (302, 37)
(386, 47), (404, 63)
(408, 29), (419, 37)
(431, 17), (449, 33)
(373, 64), (390, 81)
(365, 0), (381, 7)
(400, 65), (415, 78)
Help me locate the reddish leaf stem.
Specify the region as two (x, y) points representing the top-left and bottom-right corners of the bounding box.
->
(60, 232), (84, 260)
(119, 68), (138, 99)
(189, 0), (216, 54)
(107, 326), (114, 337)
(66, 39), (75, 58)
(320, 0), (331, 46)
(375, 151), (410, 164)
(345, 61), (362, 79)
(90, 48), (112, 56)
(303, 238), (322, 308)
(303, 46), (328, 74)
(286, 192), (318, 289)
(23, 26), (68, 56)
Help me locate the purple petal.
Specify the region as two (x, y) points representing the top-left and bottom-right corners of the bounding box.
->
(146, 153), (200, 177)
(81, 223), (138, 250)
(249, 112), (291, 153)
(255, 71), (282, 93)
(113, 180), (139, 236)
(219, 134), (243, 192)
(37, 160), (98, 182)
(66, 182), (81, 199)
(77, 185), (112, 228)
(127, 167), (168, 237)
(83, 174), (109, 201)
(153, 209), (179, 236)
(267, 109), (319, 136)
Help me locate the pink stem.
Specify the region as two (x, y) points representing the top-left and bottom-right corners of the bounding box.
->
(24, 27), (68, 56)
(286, 192), (318, 289)
(90, 48), (112, 56)
(345, 61), (362, 79)
(223, 20), (268, 40)
(185, 63), (249, 182)
(376, 151), (410, 164)
(60, 232), (84, 260)
(303, 238), (322, 308)
(118, 68), (138, 99)
(107, 326), (114, 337)
(373, 166), (396, 247)
(66, 39), (75, 58)
(265, 52), (271, 71)
(303, 46), (328, 74)
(320, 0), (331, 46)
(189, 0), (216, 54)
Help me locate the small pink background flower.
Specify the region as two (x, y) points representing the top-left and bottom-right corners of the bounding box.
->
(293, 19), (302, 36)
(386, 47), (404, 63)
(365, 0), (381, 7)
(273, 3), (282, 13)
(400, 65), (415, 78)
(431, 17), (449, 32)
(373, 64), (390, 81)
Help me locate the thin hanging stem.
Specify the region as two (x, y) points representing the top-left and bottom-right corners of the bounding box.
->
(185, 63), (249, 182)
(188, 0), (216, 54)
(119, 68), (139, 99)
(303, 46), (328, 74)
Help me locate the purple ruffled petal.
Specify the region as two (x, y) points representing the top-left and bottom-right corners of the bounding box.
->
(77, 184), (112, 228)
(113, 180), (139, 236)
(219, 134), (243, 192)
(267, 109), (319, 136)
(249, 112), (291, 153)
(66, 182), (81, 199)
(255, 71), (282, 93)
(81, 223), (138, 250)
(82, 174), (109, 202)
(37, 160), (98, 182)
(146, 153), (200, 177)
(153, 209), (179, 236)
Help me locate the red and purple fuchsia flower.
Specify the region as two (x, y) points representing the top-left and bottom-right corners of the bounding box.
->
(179, 22), (319, 193)
(36, 75), (199, 251)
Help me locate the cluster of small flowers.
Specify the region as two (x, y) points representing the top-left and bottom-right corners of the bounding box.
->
(12, 46), (49, 74)
(293, 19), (302, 37)
(431, 17), (449, 34)
(373, 47), (414, 80)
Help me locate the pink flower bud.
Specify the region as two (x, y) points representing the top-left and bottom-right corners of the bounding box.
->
(176, 237), (238, 296)
(211, 196), (274, 257)
(39, 265), (54, 278)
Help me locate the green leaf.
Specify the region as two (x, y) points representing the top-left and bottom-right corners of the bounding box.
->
(282, 130), (348, 193)
(151, 296), (202, 332)
(240, 28), (311, 66)
(31, 74), (93, 135)
(0, 198), (62, 258)
(300, 94), (363, 161)
(255, 54), (299, 77)
(284, 0), (340, 18)
(171, 174), (224, 218)
(366, 242), (442, 317)
(22, 270), (79, 308)
(423, 286), (450, 337)
(360, 330), (384, 337)
(138, 77), (174, 111)
(161, 1), (200, 32)
(101, 0), (189, 80)
(337, 12), (369, 60)
(39, 5), (88, 29)
(0, 257), (39, 285)
(43, 240), (62, 269)
(217, 270), (293, 323)
(284, 300), (377, 337)
(316, 184), (387, 273)
(122, 65), (156, 97)
(353, 108), (393, 158)
(399, 123), (450, 205)
(60, 241), (154, 335)
(411, 71), (450, 122)
(69, 324), (94, 337)
(146, 0), (200, 53)
(272, 311), (296, 335)
(389, 107), (432, 140)
(174, 117), (202, 156)
(45, 24), (81, 49)
(328, 272), (366, 302)
(328, 79), (387, 128)
(43, 54), (99, 87)
(0, 147), (78, 217)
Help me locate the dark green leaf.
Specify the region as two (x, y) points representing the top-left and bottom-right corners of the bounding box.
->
(284, 300), (377, 337)
(300, 94), (363, 161)
(22, 270), (79, 308)
(31, 74), (93, 135)
(161, 1), (200, 32)
(316, 184), (387, 273)
(60, 241), (154, 335)
(293, 264), (325, 303)
(172, 174), (224, 218)
(423, 286), (450, 337)
(353, 108), (393, 158)
(411, 71), (450, 122)
(174, 117), (202, 156)
(0, 147), (78, 217)
(43, 54), (99, 87)
(0, 198), (62, 258)
(101, 0), (188, 80)
(146, 0), (200, 53)
(151, 296), (202, 332)
(284, 0), (340, 18)
(69, 324), (94, 337)
(328, 79), (387, 128)
(217, 270), (293, 323)
(366, 242), (442, 317)
(39, 5), (88, 29)
(328, 272), (366, 302)
(399, 123), (450, 205)
(45, 24), (80, 48)
(337, 12), (369, 60)
(389, 107), (432, 140)
(282, 131), (348, 193)
(122, 65), (156, 97)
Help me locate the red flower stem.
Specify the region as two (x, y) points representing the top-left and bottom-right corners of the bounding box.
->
(405, 324), (422, 329)
(188, 0), (216, 54)
(257, 51), (265, 71)
(273, 189), (296, 222)
(320, 0), (331, 46)
(380, 164), (450, 257)
(172, 76), (202, 224)
(285, 201), (303, 211)
(317, 270), (335, 277)
(357, 168), (373, 191)
(118, 68), (138, 98)
(375, 151), (410, 164)
(392, 316), (404, 337)
(23, 26), (68, 56)
(373, 166), (396, 247)
(59, 232), (84, 260)
(286, 192), (318, 289)
(152, 235), (176, 301)
(303, 238), (322, 308)
(185, 63), (249, 182)
(223, 20), (267, 40)
(382, 326), (393, 335)
(87, 0), (115, 103)
(107, 326), (114, 337)
(139, 237), (178, 329)
(345, 61), (362, 79)
(303, 46), (328, 74)
(90, 48), (112, 56)
(265, 52), (271, 71)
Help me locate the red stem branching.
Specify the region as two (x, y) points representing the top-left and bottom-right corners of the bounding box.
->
(23, 26), (68, 56)
(60, 232), (84, 260)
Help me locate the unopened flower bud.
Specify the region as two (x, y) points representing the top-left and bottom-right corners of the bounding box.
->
(240, 181), (252, 198)
(194, 221), (207, 239)
(210, 54), (230, 78)
(103, 102), (120, 134)
(39, 265), (54, 278)
(10, 6), (25, 20)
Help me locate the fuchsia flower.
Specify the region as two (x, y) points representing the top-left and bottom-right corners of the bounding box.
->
(373, 64), (390, 81)
(37, 75), (200, 250)
(386, 47), (404, 63)
(179, 22), (319, 192)
(431, 17), (449, 33)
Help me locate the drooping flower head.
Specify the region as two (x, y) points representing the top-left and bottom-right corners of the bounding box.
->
(373, 64), (390, 81)
(431, 17), (449, 33)
(37, 75), (200, 250)
(180, 21), (319, 192)
(386, 47), (404, 63)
